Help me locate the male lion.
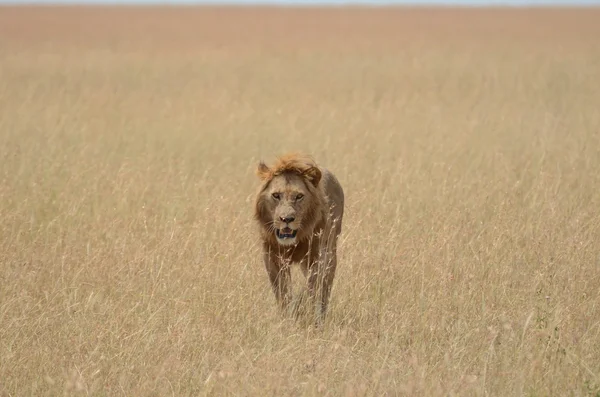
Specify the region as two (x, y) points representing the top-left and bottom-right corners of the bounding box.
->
(254, 153), (344, 322)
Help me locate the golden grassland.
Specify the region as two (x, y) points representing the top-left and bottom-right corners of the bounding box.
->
(1, 6), (600, 396)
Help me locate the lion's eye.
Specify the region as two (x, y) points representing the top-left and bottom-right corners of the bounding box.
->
(296, 194), (304, 201)
(272, 193), (281, 200)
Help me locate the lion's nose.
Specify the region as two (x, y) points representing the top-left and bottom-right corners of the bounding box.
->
(280, 216), (295, 224)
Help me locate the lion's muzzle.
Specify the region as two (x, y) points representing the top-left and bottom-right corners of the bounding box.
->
(276, 227), (298, 240)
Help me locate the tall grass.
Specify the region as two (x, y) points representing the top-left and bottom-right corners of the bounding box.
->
(1, 6), (599, 396)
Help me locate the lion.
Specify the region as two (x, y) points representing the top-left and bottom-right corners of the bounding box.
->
(254, 153), (344, 322)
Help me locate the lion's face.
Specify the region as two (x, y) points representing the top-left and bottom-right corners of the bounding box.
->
(261, 173), (314, 246)
(255, 157), (323, 247)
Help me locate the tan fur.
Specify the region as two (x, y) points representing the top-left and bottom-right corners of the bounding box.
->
(254, 153), (344, 323)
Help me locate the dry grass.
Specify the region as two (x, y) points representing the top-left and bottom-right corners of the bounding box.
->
(1, 6), (600, 396)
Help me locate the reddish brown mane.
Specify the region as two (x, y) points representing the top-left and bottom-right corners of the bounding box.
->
(256, 153), (318, 182)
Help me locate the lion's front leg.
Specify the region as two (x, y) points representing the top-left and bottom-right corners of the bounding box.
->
(306, 246), (337, 323)
(264, 250), (292, 311)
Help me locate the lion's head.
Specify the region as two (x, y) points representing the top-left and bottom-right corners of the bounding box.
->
(254, 153), (327, 246)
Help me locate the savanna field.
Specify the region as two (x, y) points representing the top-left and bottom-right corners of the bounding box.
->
(1, 6), (600, 396)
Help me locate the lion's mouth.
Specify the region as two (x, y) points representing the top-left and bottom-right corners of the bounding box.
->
(276, 227), (298, 240)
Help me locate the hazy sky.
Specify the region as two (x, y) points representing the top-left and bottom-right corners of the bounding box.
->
(2, 0), (599, 5)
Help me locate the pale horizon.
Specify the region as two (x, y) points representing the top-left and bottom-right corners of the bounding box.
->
(2, 0), (600, 5)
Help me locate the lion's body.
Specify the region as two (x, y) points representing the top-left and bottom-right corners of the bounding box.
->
(254, 153), (344, 321)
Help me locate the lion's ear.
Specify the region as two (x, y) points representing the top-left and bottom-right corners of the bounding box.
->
(302, 166), (322, 187)
(256, 161), (271, 180)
